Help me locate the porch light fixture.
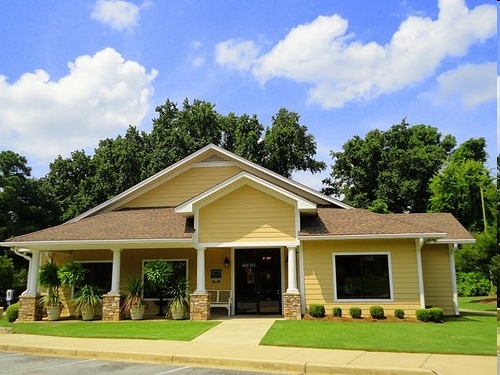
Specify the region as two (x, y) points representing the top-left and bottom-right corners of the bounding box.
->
(224, 257), (230, 268)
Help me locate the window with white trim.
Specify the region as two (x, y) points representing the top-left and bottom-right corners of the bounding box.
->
(333, 253), (392, 300)
(142, 259), (188, 299)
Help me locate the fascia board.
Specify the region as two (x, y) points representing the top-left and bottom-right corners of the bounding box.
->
(0, 238), (194, 250)
(298, 232), (447, 241)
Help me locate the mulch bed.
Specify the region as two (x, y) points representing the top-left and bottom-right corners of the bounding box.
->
(303, 314), (421, 323)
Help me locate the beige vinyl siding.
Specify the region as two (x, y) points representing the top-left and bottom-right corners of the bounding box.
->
(421, 244), (454, 315)
(123, 166), (242, 208)
(302, 239), (421, 316)
(198, 185), (296, 243)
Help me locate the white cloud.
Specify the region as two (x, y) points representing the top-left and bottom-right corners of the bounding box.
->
(191, 57), (206, 67)
(0, 48), (158, 168)
(216, 0), (496, 108)
(91, 0), (143, 31)
(434, 62), (496, 107)
(215, 39), (259, 72)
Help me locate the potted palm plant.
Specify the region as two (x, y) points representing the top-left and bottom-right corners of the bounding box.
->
(167, 276), (190, 320)
(122, 276), (146, 320)
(71, 284), (102, 321)
(38, 261), (62, 321)
(144, 260), (173, 316)
(57, 261), (87, 317)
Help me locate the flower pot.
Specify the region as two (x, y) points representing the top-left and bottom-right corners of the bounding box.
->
(46, 306), (61, 321)
(80, 307), (95, 321)
(130, 305), (145, 320)
(170, 304), (186, 320)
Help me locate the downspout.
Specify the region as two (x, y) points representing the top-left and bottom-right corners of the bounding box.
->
(12, 247), (32, 295)
(415, 238), (426, 309)
(449, 243), (459, 315)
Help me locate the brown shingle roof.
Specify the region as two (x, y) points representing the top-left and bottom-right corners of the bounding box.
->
(300, 207), (473, 240)
(6, 208), (193, 242)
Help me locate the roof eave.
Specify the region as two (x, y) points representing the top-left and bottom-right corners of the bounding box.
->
(298, 233), (447, 241)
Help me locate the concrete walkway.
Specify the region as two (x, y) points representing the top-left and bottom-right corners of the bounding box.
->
(0, 316), (496, 375)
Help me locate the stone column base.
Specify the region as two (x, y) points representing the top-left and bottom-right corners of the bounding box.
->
(190, 293), (210, 320)
(283, 293), (302, 320)
(18, 294), (44, 321)
(102, 293), (122, 321)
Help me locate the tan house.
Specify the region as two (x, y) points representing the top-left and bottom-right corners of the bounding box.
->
(1, 144), (474, 321)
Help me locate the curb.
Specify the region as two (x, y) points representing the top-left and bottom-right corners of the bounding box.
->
(0, 343), (436, 375)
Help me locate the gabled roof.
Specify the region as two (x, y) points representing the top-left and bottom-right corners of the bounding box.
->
(68, 144), (351, 223)
(175, 171), (317, 217)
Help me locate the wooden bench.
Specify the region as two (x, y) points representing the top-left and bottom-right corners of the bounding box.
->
(208, 290), (232, 316)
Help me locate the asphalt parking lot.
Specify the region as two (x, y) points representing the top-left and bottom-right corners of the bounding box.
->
(0, 351), (272, 375)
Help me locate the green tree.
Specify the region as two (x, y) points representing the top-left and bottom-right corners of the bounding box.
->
(428, 159), (495, 232)
(44, 150), (96, 221)
(262, 108), (326, 178)
(0, 254), (14, 293)
(322, 119), (456, 212)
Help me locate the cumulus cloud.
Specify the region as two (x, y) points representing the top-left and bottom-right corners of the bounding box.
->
(91, 0), (146, 31)
(0, 48), (158, 168)
(215, 0), (496, 108)
(434, 62), (496, 107)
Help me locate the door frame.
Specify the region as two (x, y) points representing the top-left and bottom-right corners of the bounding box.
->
(231, 247), (285, 315)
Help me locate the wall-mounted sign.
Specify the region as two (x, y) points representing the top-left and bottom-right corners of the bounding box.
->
(211, 269), (222, 279)
(241, 263), (256, 268)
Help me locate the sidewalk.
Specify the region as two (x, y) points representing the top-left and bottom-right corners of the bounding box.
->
(0, 317), (496, 375)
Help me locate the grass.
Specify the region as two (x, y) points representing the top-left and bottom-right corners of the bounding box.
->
(260, 313), (496, 356)
(458, 296), (497, 312)
(0, 318), (219, 341)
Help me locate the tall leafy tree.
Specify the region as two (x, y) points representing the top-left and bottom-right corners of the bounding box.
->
(44, 150), (96, 221)
(262, 108), (326, 178)
(0, 151), (59, 240)
(322, 119), (456, 212)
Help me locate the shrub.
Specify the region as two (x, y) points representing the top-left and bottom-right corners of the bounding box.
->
(456, 271), (490, 297)
(309, 304), (325, 318)
(6, 302), (19, 323)
(416, 307), (444, 323)
(332, 307), (342, 317)
(394, 309), (405, 319)
(369, 305), (385, 319)
(349, 307), (362, 319)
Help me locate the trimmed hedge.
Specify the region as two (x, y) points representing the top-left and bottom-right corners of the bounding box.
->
(394, 309), (405, 319)
(6, 302), (19, 323)
(332, 307), (342, 317)
(416, 307), (444, 323)
(309, 304), (325, 318)
(349, 307), (362, 319)
(369, 305), (385, 319)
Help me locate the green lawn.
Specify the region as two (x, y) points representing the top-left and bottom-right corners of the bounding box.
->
(0, 318), (219, 341)
(458, 296), (497, 312)
(260, 313), (496, 356)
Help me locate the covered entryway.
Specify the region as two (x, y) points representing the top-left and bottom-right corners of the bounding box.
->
(234, 248), (282, 315)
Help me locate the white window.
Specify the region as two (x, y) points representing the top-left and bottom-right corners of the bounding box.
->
(333, 252), (393, 301)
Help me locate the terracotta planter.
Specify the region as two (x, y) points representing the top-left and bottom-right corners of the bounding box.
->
(130, 305), (145, 320)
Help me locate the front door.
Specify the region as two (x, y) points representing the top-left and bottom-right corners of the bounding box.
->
(235, 248), (281, 314)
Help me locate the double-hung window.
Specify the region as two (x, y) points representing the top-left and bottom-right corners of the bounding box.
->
(333, 253), (393, 301)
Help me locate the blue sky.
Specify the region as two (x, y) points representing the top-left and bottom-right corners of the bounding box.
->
(0, 0), (496, 189)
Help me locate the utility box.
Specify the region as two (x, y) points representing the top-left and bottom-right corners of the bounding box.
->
(6, 289), (14, 305)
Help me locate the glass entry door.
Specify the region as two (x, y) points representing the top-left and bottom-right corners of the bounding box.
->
(235, 248), (281, 314)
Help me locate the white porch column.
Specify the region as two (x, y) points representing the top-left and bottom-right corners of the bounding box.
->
(110, 249), (122, 294)
(286, 246), (299, 294)
(449, 244), (459, 315)
(195, 247), (206, 294)
(415, 238), (426, 308)
(27, 249), (40, 295)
